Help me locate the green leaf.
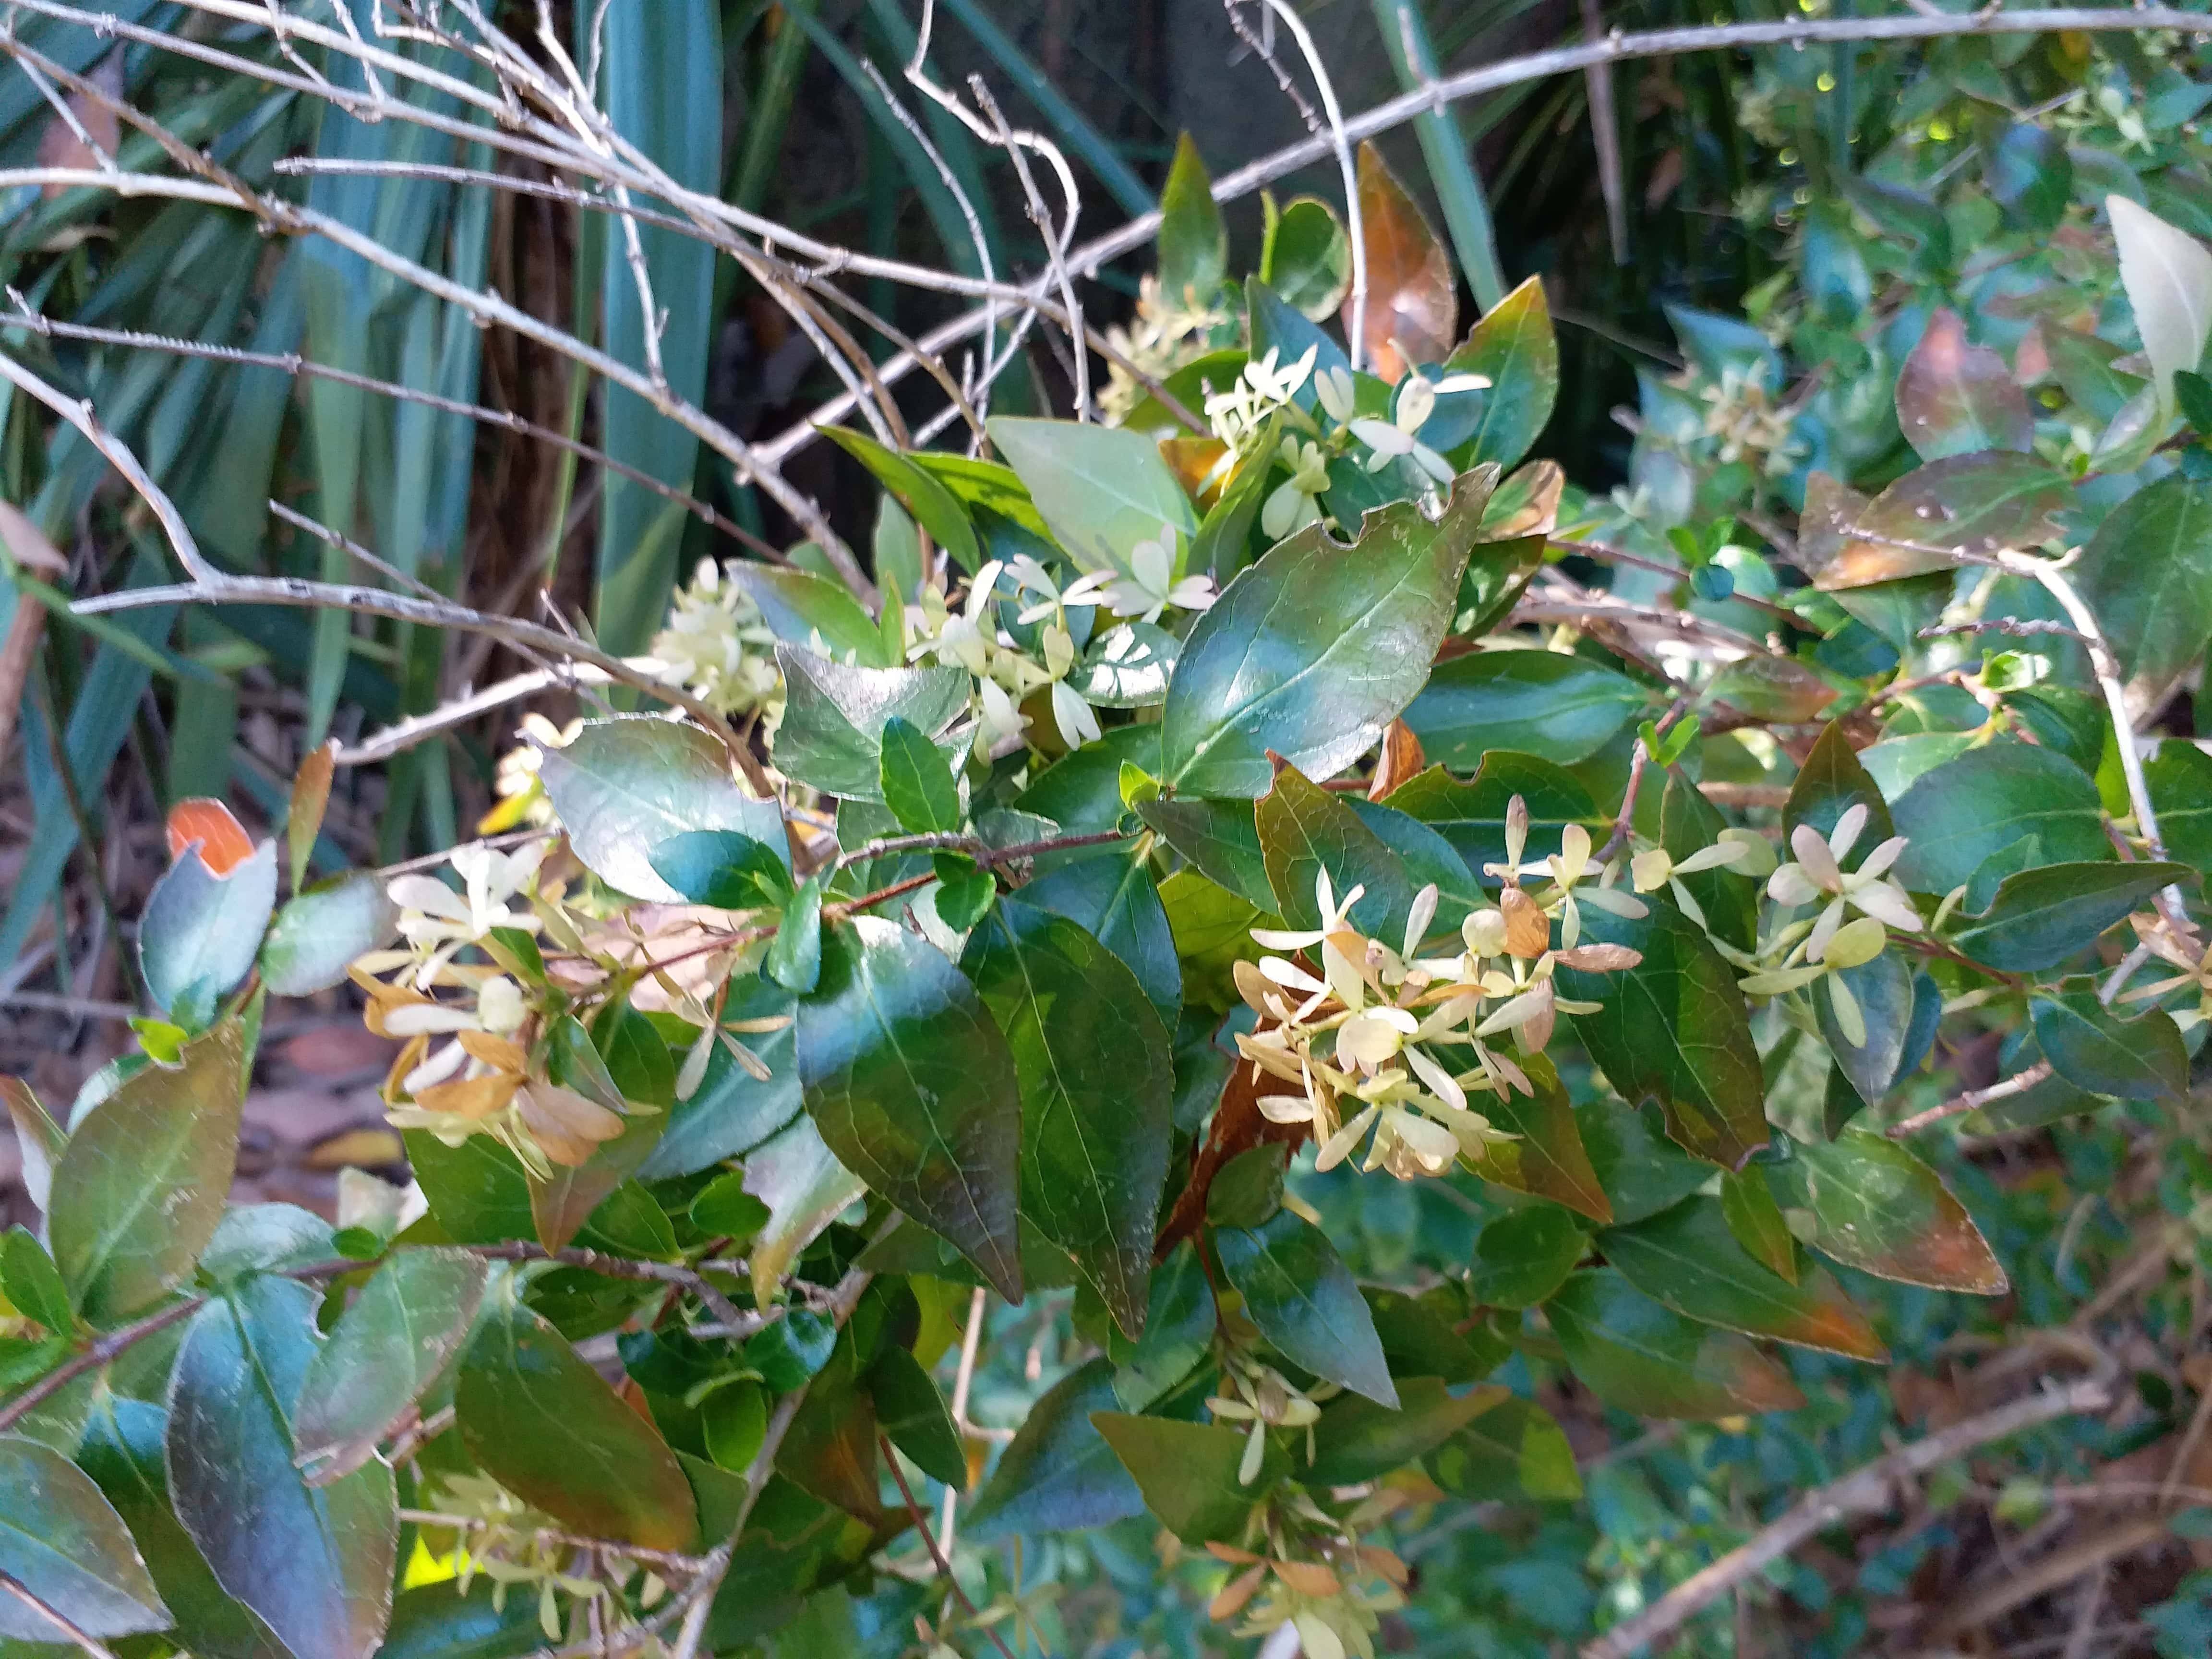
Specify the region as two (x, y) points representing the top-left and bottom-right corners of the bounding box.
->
(878, 714), (963, 835)
(199, 1205), (334, 1283)
(1214, 1210), (1395, 1406)
(1986, 121), (2072, 234)
(1405, 648), (1646, 769)
(1852, 451), (2071, 561)
(1366, 1286), (1504, 1384)
(457, 1291), (698, 1550)
(700, 1381), (768, 1475)
(986, 417), (1199, 577)
(1952, 861), (2195, 972)
(376, 1582), (541, 1659)
(1785, 721), (1894, 847)
(1428, 1396), (1581, 1503)
(776, 1363), (880, 1521)
(2151, 739), (2212, 872)
(259, 874), (399, 998)
(641, 978), (801, 1183)
(907, 451), (1055, 543)
(2030, 983), (2188, 1102)
(797, 917), (1023, 1300)
(1455, 532), (1547, 638)
(404, 1130), (535, 1247)
(766, 877), (825, 993)
(1090, 1412), (1281, 1543)
(739, 1116), (867, 1308)
(931, 856), (998, 930)
(1161, 470), (1494, 797)
(75, 1396), (283, 1659)
(1544, 1269), (1806, 1419)
(820, 426), (983, 573)
(1256, 762), (1413, 940)
(1113, 1242), (1214, 1409)
(1261, 195), (1351, 321)
(1347, 799), (1488, 933)
(1767, 1128), (2008, 1293)
(1445, 275), (1558, 472)
(139, 840), (277, 1018)
(0, 1227), (70, 1334)
(1467, 1206), (1587, 1309)
(963, 901), (1172, 1335)
(2077, 475), (2212, 702)
(1475, 1056), (1612, 1224)
(1021, 853), (1183, 1026)
(1555, 893), (1770, 1171)
(1247, 277), (1349, 410)
(648, 829), (793, 910)
(773, 646), (970, 804)
(1305, 1378), (1507, 1486)
(0, 1432), (168, 1643)
(1894, 308), (2034, 461)
(1720, 1168), (1798, 1283)
(965, 1358), (1145, 1539)
(168, 1278), (397, 1659)
(292, 1249), (488, 1482)
(1817, 946), (1916, 1108)
(1157, 133), (1226, 306)
(1383, 752), (1598, 881)
(49, 1018), (243, 1322)
(1159, 869), (1274, 1013)
(1137, 796), (1274, 912)
(537, 717), (783, 902)
(1660, 770), (1757, 953)
(2110, 194), (2212, 401)
(868, 1346), (964, 1486)
(730, 563), (888, 666)
(1600, 1196), (1887, 1360)
(1576, 1097), (1714, 1226)
(1892, 743), (2111, 895)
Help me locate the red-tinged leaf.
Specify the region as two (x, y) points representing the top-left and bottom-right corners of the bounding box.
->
(288, 741), (337, 895)
(1768, 1129), (2008, 1294)
(1895, 308), (2035, 461)
(1344, 140), (1455, 382)
(1472, 1056), (1611, 1224)
(1545, 1269), (1806, 1420)
(166, 798), (255, 877)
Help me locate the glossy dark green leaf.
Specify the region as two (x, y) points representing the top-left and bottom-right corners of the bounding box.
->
(1475, 1056), (1612, 1223)
(1894, 308), (2033, 461)
(986, 416), (1199, 577)
(1262, 195), (1351, 321)
(878, 714), (963, 835)
(868, 1346), (964, 1486)
(1383, 752), (1598, 882)
(1556, 892), (1769, 1172)
(1445, 275), (1558, 472)
(1892, 743), (2110, 896)
(1204, 1145), (1287, 1230)
(1090, 1412), (1281, 1543)
(1543, 1269), (1806, 1419)
(1113, 1241), (1214, 1409)
(776, 1367), (879, 1521)
(457, 1292), (698, 1550)
(1852, 450), (2070, 559)
(1160, 469), (1492, 797)
(537, 717), (783, 902)
(797, 917), (1023, 1300)
(259, 873), (400, 998)
(765, 876), (825, 993)
(1767, 1128), (2007, 1293)
(965, 1358), (1145, 1540)
(962, 902), (1172, 1334)
(700, 1380), (768, 1475)
(772, 646), (969, 804)
(198, 1204), (334, 1283)
(1020, 853), (1183, 1025)
(375, 1582), (542, 1659)
(2148, 739), (2212, 873)
(1455, 531), (1548, 640)
(49, 1018), (243, 1322)
(1468, 1206), (1587, 1309)
(1305, 1378), (1506, 1487)
(1720, 1167), (1798, 1283)
(1600, 1196), (1886, 1360)
(2076, 475), (2212, 702)
(1405, 649), (1646, 769)
(1659, 770), (1757, 953)
(76, 1396), (283, 1659)
(1952, 861), (2194, 972)
(1785, 721), (1895, 847)
(689, 1171), (770, 1239)
(1428, 1396), (1582, 1503)
(168, 1277), (397, 1659)
(729, 563), (888, 666)
(747, 1309), (839, 1394)
(1214, 1210), (1395, 1406)
(404, 1130), (535, 1246)
(820, 425), (983, 573)
(637, 977), (800, 1180)
(140, 840), (277, 1018)
(2030, 984), (2188, 1102)
(0, 1227), (69, 1334)
(1137, 796), (1274, 912)
(1366, 1286), (1504, 1384)
(1158, 132), (1226, 304)
(0, 1431), (168, 1643)
(647, 830), (793, 909)
(293, 1249), (487, 1482)
(1817, 945), (1916, 1108)
(1986, 121), (2072, 232)
(1256, 762), (1413, 939)
(1576, 1097), (1712, 1227)
(1346, 800), (1487, 933)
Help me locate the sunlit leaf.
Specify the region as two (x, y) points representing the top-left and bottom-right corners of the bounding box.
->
(1343, 140), (1455, 382)
(1767, 1129), (2007, 1294)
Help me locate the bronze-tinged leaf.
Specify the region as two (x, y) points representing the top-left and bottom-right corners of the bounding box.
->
(1767, 1129), (2008, 1294)
(1799, 471), (1946, 590)
(1894, 308), (2035, 461)
(1474, 1056), (1611, 1224)
(289, 740), (338, 895)
(1369, 720), (1427, 801)
(1343, 141), (1455, 382)
(1477, 459), (1563, 541)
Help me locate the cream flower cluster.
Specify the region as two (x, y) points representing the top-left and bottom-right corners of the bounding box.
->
(645, 557), (783, 718)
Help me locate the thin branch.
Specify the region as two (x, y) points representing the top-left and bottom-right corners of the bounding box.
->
(1580, 1377), (2114, 1659)
(879, 1432), (1019, 1659)
(0, 1293), (204, 1435)
(1888, 1061), (2055, 1138)
(942, 1284), (988, 1552)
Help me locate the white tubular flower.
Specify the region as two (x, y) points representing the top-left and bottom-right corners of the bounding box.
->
(1251, 869), (1369, 953)
(1060, 526), (1215, 624)
(1337, 1006), (1418, 1073)
(1348, 371), (1462, 484)
(387, 840), (547, 974)
(1315, 364), (1357, 426)
(975, 676), (1028, 747)
(1262, 435), (1332, 540)
(1246, 343), (1319, 407)
(1049, 679), (1103, 750)
(1767, 803), (1921, 962)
